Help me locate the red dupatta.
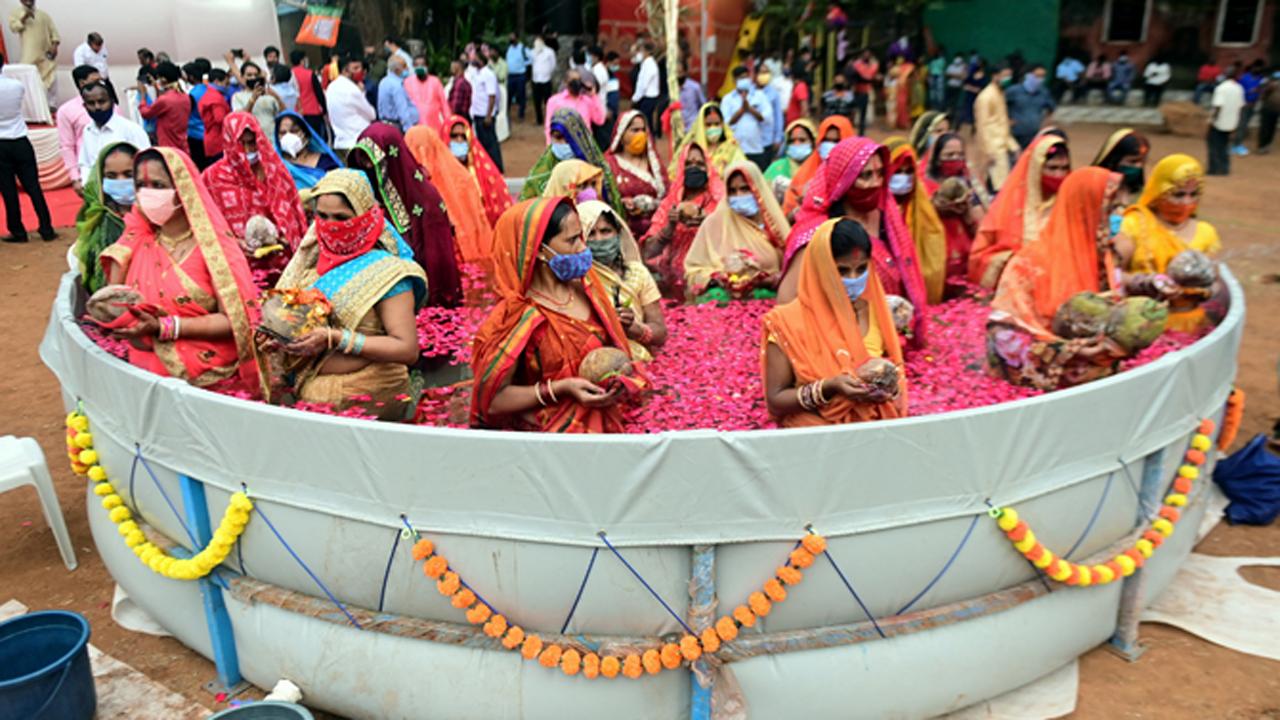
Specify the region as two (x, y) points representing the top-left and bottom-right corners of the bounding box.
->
(201, 112), (308, 248)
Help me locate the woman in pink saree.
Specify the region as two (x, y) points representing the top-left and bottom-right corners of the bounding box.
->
(100, 147), (263, 395)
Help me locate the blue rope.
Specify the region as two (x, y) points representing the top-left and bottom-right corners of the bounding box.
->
(134, 446), (200, 547)
(1118, 460), (1141, 499)
(245, 486), (363, 630)
(376, 527), (401, 613)
(822, 547), (886, 639)
(400, 516), (498, 612)
(895, 513), (981, 615)
(1064, 472), (1115, 560)
(598, 532), (696, 636)
(560, 547), (599, 634)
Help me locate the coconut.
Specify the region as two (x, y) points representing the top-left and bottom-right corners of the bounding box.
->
(244, 215), (280, 252)
(676, 201), (705, 224)
(1123, 273), (1177, 299)
(856, 357), (899, 396)
(1051, 291), (1112, 339)
(1167, 250), (1215, 288)
(935, 177), (969, 204)
(578, 347), (634, 386)
(1106, 297), (1169, 354)
(86, 284), (143, 324)
(886, 295), (914, 335)
(257, 288), (333, 343)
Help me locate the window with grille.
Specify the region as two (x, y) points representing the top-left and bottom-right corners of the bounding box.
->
(1216, 0), (1264, 45)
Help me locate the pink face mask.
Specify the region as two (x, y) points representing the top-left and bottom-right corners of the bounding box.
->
(137, 188), (179, 226)
(576, 187), (599, 204)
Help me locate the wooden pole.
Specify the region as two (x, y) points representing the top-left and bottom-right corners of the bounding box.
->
(665, 0), (685, 143)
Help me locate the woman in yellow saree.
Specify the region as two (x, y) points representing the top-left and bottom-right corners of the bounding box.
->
(885, 136), (948, 303)
(579, 200), (667, 360)
(684, 161), (790, 301)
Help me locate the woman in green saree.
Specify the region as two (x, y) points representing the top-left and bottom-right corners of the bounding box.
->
(520, 108), (624, 216)
(74, 142), (140, 293)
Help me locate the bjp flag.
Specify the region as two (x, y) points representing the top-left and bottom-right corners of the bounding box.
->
(295, 6), (343, 48)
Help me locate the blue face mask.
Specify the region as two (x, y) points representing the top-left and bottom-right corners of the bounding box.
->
(787, 143), (813, 162)
(449, 140), (470, 161)
(728, 193), (759, 217)
(550, 142), (575, 161)
(843, 270), (869, 301)
(102, 177), (136, 206)
(819, 140), (837, 160)
(546, 247), (593, 281)
(1109, 213), (1123, 237)
(736, 78), (752, 93)
(1023, 75), (1043, 93)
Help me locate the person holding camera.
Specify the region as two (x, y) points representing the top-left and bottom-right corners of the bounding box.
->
(228, 56), (283, 136)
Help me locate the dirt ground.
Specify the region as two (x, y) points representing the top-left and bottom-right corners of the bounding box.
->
(0, 117), (1276, 719)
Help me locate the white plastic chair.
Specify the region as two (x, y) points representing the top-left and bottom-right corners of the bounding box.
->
(0, 436), (77, 570)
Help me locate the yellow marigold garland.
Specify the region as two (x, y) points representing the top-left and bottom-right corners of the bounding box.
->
(65, 410), (253, 581)
(409, 532), (827, 679)
(990, 419), (1215, 586)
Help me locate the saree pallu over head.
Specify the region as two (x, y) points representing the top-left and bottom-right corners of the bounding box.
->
(442, 114), (511, 227)
(968, 134), (1065, 288)
(273, 110), (344, 190)
(764, 118), (818, 181)
(75, 141), (135, 293)
(763, 219), (906, 427)
(470, 198), (634, 433)
(352, 122), (462, 307)
(683, 161), (791, 293)
(669, 102), (748, 179)
(202, 112), (309, 248)
(786, 136), (929, 343)
(543, 159), (604, 199)
(909, 110), (949, 162)
(405, 124), (494, 263)
(103, 147), (263, 395)
(1092, 127), (1146, 168)
(605, 109), (666, 196)
(886, 136), (947, 303)
(646, 140), (726, 244)
(1122, 153), (1219, 274)
(782, 115), (855, 216)
(520, 109), (625, 216)
(991, 167), (1120, 339)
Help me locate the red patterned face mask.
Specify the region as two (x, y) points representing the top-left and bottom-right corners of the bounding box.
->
(843, 183), (881, 212)
(315, 205), (385, 274)
(939, 159), (966, 178)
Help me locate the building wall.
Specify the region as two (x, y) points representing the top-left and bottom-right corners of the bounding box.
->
(1061, 0), (1275, 68)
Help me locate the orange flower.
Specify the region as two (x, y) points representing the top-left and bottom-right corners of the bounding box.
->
(1143, 530), (1165, 547)
(1185, 449), (1206, 466)
(436, 571), (460, 596)
(777, 565), (802, 585)
(411, 539), (434, 561)
(501, 624), (523, 649)
(561, 648), (581, 675)
(1158, 506), (1180, 523)
(763, 578), (787, 603)
(1198, 418), (1215, 436)
(660, 643), (682, 670)
(733, 605), (756, 628)
(789, 548), (814, 569)
(715, 616), (739, 641)
(801, 534), (827, 555)
(485, 614), (508, 638)
(1006, 521), (1029, 543)
(451, 588), (477, 609)
(748, 591), (772, 618)
(622, 654), (643, 679)
(602, 655), (622, 679)
(582, 652), (601, 679)
(700, 627), (721, 653)
(1173, 477), (1192, 494)
(521, 634), (543, 660)
(680, 635), (702, 662)
(422, 555), (448, 579)
(642, 649), (662, 675)
(538, 644), (563, 668)
(466, 603), (492, 624)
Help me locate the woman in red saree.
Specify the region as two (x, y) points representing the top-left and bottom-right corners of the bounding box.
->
(763, 218), (906, 427)
(922, 132), (989, 282)
(603, 109), (665, 239)
(443, 114), (511, 228)
(470, 198), (638, 433)
(779, 136), (929, 344)
(201, 112), (309, 287)
(101, 147), (262, 395)
(641, 141), (724, 299)
(781, 115), (855, 218)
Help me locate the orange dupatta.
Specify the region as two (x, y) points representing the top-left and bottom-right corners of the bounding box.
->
(470, 198), (634, 433)
(405, 125), (494, 262)
(991, 167), (1120, 339)
(443, 114), (512, 227)
(968, 135), (1066, 288)
(782, 116), (855, 216)
(763, 219), (907, 426)
(886, 137), (947, 303)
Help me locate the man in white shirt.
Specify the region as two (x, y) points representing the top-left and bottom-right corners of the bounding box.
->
(530, 36), (556, 126)
(1142, 56), (1171, 108)
(631, 41), (660, 134)
(720, 66), (773, 170)
(73, 32), (109, 79)
(469, 56), (503, 172)
(1208, 65), (1244, 176)
(325, 55), (376, 154)
(76, 81), (148, 183)
(0, 54), (54, 243)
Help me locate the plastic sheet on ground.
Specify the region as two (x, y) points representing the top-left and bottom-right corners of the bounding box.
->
(111, 584), (171, 637)
(1141, 554), (1280, 662)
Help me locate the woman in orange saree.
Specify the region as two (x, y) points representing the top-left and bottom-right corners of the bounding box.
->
(986, 167), (1129, 390)
(101, 147), (262, 395)
(762, 218), (907, 427)
(894, 59), (915, 129)
(470, 198), (638, 433)
(404, 124), (494, 262)
(443, 114), (512, 228)
(967, 134), (1069, 288)
(781, 115), (855, 218)
(885, 137), (947, 303)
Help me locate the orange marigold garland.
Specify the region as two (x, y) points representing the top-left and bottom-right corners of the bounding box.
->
(990, 419), (1215, 586)
(407, 529), (826, 678)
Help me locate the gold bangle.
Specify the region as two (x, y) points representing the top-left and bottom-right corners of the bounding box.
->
(534, 382), (546, 407)
(545, 380), (558, 404)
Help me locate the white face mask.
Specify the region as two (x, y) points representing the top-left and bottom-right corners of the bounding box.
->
(280, 132), (305, 157)
(888, 172), (914, 196)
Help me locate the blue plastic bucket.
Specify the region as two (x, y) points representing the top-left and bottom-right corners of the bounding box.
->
(0, 610), (95, 720)
(207, 701), (315, 719)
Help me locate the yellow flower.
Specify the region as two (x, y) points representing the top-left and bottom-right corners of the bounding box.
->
(102, 494), (123, 510)
(996, 508), (1019, 532)
(92, 482), (114, 496)
(74, 432), (94, 449)
(1013, 530), (1037, 553)
(88, 466), (107, 482)
(108, 506), (132, 524)
(78, 449), (98, 466)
